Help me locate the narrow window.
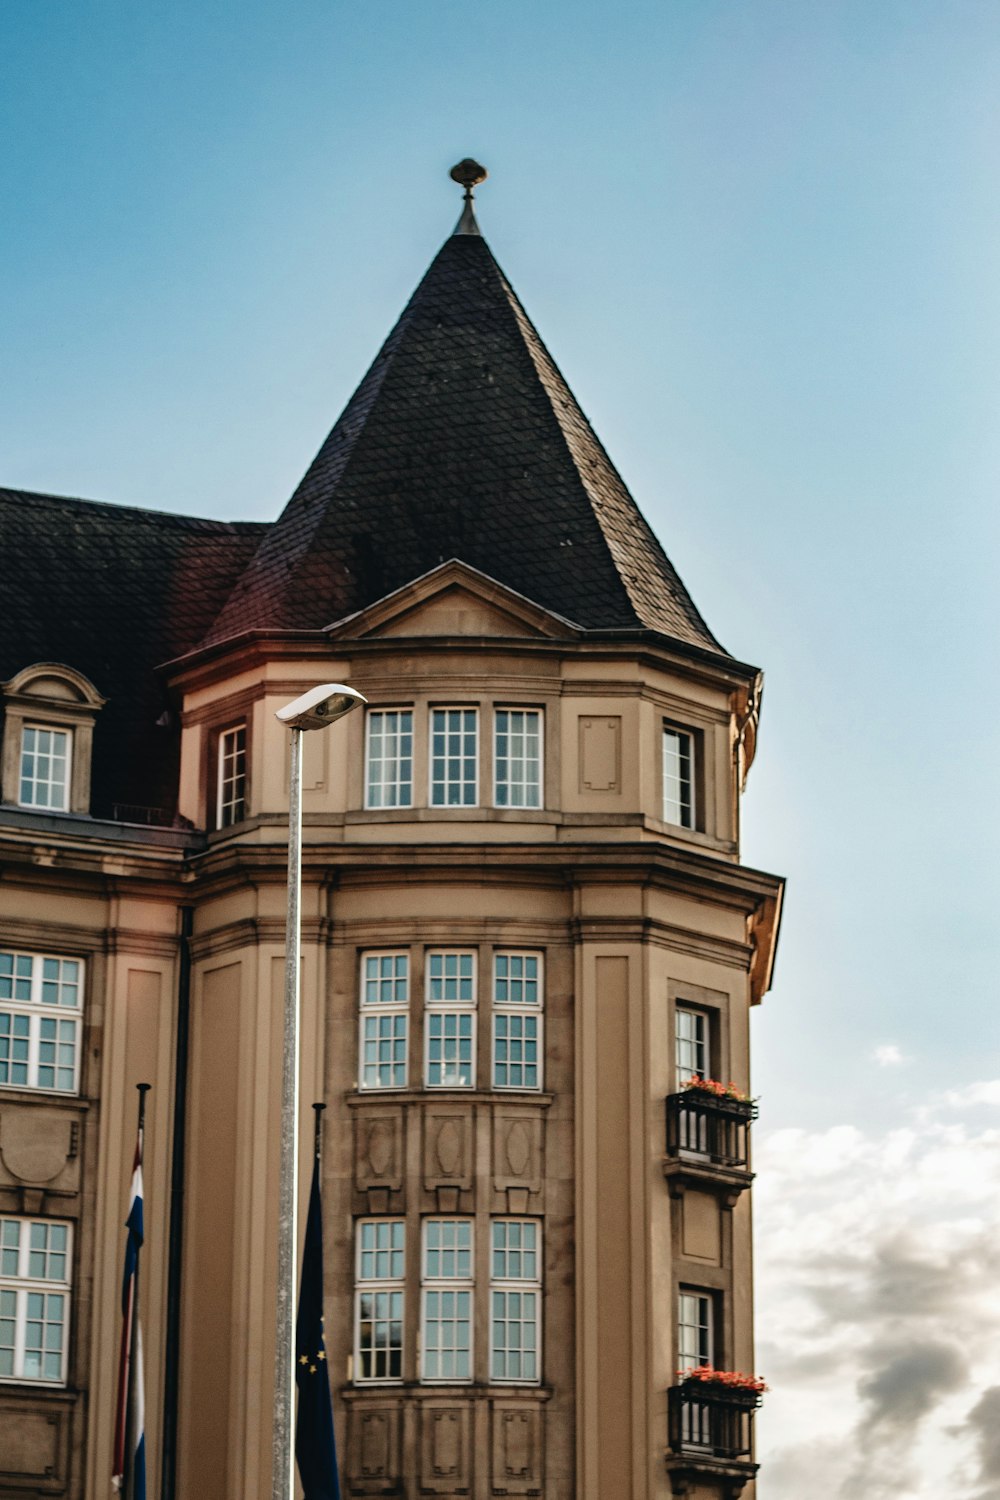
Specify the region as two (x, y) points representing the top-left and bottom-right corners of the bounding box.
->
(359, 953), (409, 1090)
(19, 726), (71, 812)
(366, 709), (413, 809)
(663, 726), (695, 829)
(494, 709), (542, 809)
(0, 1218), (72, 1384)
(425, 952), (476, 1088)
(677, 1289), (713, 1372)
(0, 951), (82, 1095)
(675, 1007), (708, 1089)
(675, 1006), (710, 1154)
(355, 1220), (405, 1382)
(430, 709), (478, 807)
(421, 1219), (473, 1382)
(490, 1220), (541, 1383)
(217, 725), (247, 827)
(493, 952), (542, 1091)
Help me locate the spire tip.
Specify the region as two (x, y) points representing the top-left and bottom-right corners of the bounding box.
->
(449, 158), (487, 236)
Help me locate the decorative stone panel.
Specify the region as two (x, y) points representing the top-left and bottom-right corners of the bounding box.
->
(0, 1399), (70, 1493)
(422, 1106), (474, 1196)
(345, 1401), (403, 1495)
(420, 1404), (472, 1495)
(578, 715), (620, 793)
(490, 1402), (544, 1496)
(353, 1106), (405, 1212)
(0, 1106), (80, 1208)
(491, 1107), (543, 1212)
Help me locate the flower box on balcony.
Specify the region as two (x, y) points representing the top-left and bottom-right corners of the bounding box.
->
(668, 1371), (765, 1468)
(678, 1368), (766, 1406)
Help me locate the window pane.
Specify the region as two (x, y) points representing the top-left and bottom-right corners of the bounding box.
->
(356, 1221), (405, 1382)
(218, 726), (247, 827)
(678, 1292), (712, 1371)
(494, 710), (541, 808)
(422, 1288), (472, 1380)
(493, 953), (543, 1091)
(0, 1220), (70, 1384)
(663, 727), (694, 828)
(430, 710), (478, 807)
(20, 727), (70, 811)
(676, 1008), (708, 1086)
(366, 710), (413, 808)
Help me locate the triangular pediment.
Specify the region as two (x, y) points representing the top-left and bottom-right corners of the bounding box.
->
(324, 560), (581, 641)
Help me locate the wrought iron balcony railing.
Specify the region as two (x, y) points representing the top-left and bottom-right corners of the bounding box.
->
(665, 1089), (757, 1169)
(668, 1380), (761, 1461)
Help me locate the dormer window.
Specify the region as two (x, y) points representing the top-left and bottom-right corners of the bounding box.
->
(2, 664), (104, 816)
(217, 725), (247, 827)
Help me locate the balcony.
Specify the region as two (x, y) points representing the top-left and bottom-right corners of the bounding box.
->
(662, 1088), (756, 1204)
(666, 1381), (760, 1496)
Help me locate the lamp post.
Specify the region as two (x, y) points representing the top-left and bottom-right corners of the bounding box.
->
(273, 683), (366, 1500)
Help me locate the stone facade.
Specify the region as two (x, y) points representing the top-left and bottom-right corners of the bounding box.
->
(0, 186), (783, 1500)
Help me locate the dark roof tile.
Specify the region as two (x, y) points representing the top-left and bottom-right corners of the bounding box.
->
(0, 488), (264, 819)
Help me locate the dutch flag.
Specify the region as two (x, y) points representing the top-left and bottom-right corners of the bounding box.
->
(113, 1089), (148, 1499)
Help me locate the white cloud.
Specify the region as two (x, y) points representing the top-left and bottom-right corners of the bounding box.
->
(754, 1088), (1000, 1498)
(872, 1043), (906, 1067)
(942, 1079), (1000, 1109)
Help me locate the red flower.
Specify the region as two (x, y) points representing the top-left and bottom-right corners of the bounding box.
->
(681, 1075), (754, 1104)
(677, 1365), (768, 1393)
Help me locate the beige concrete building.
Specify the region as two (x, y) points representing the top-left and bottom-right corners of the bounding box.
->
(0, 167), (782, 1500)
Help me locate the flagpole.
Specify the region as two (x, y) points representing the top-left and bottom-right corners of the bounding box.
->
(128, 1085), (150, 1500)
(115, 1083), (149, 1500)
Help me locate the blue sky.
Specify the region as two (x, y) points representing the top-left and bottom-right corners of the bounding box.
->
(3, 3), (999, 1491)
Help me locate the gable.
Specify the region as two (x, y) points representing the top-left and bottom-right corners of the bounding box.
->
(370, 585), (546, 639)
(324, 560), (580, 642)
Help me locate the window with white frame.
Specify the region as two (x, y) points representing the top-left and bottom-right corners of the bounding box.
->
(494, 709), (542, 809)
(421, 1219), (473, 1382)
(359, 953), (409, 1090)
(490, 1220), (541, 1383)
(0, 1218), (71, 1384)
(493, 952), (542, 1091)
(678, 1289), (715, 1446)
(430, 708), (478, 807)
(663, 726), (695, 829)
(675, 1006), (708, 1089)
(217, 725), (247, 828)
(355, 1220), (404, 1382)
(366, 709), (413, 809)
(19, 726), (71, 812)
(425, 951), (476, 1088)
(678, 1289), (713, 1372)
(675, 1006), (710, 1154)
(0, 950), (82, 1094)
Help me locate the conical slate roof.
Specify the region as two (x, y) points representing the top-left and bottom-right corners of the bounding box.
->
(206, 206), (724, 654)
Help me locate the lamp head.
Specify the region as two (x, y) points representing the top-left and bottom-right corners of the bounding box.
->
(275, 683), (367, 732)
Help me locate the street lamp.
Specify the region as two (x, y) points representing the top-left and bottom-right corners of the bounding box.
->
(273, 683), (366, 1500)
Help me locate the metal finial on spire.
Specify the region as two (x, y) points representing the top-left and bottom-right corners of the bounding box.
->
(450, 158), (487, 236)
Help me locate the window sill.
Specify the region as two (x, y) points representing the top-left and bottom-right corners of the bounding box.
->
(0, 1088), (89, 1111)
(341, 1382), (553, 1401)
(347, 1089), (554, 1109)
(348, 807), (555, 825)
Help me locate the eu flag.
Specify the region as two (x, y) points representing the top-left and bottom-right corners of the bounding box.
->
(296, 1143), (341, 1500)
